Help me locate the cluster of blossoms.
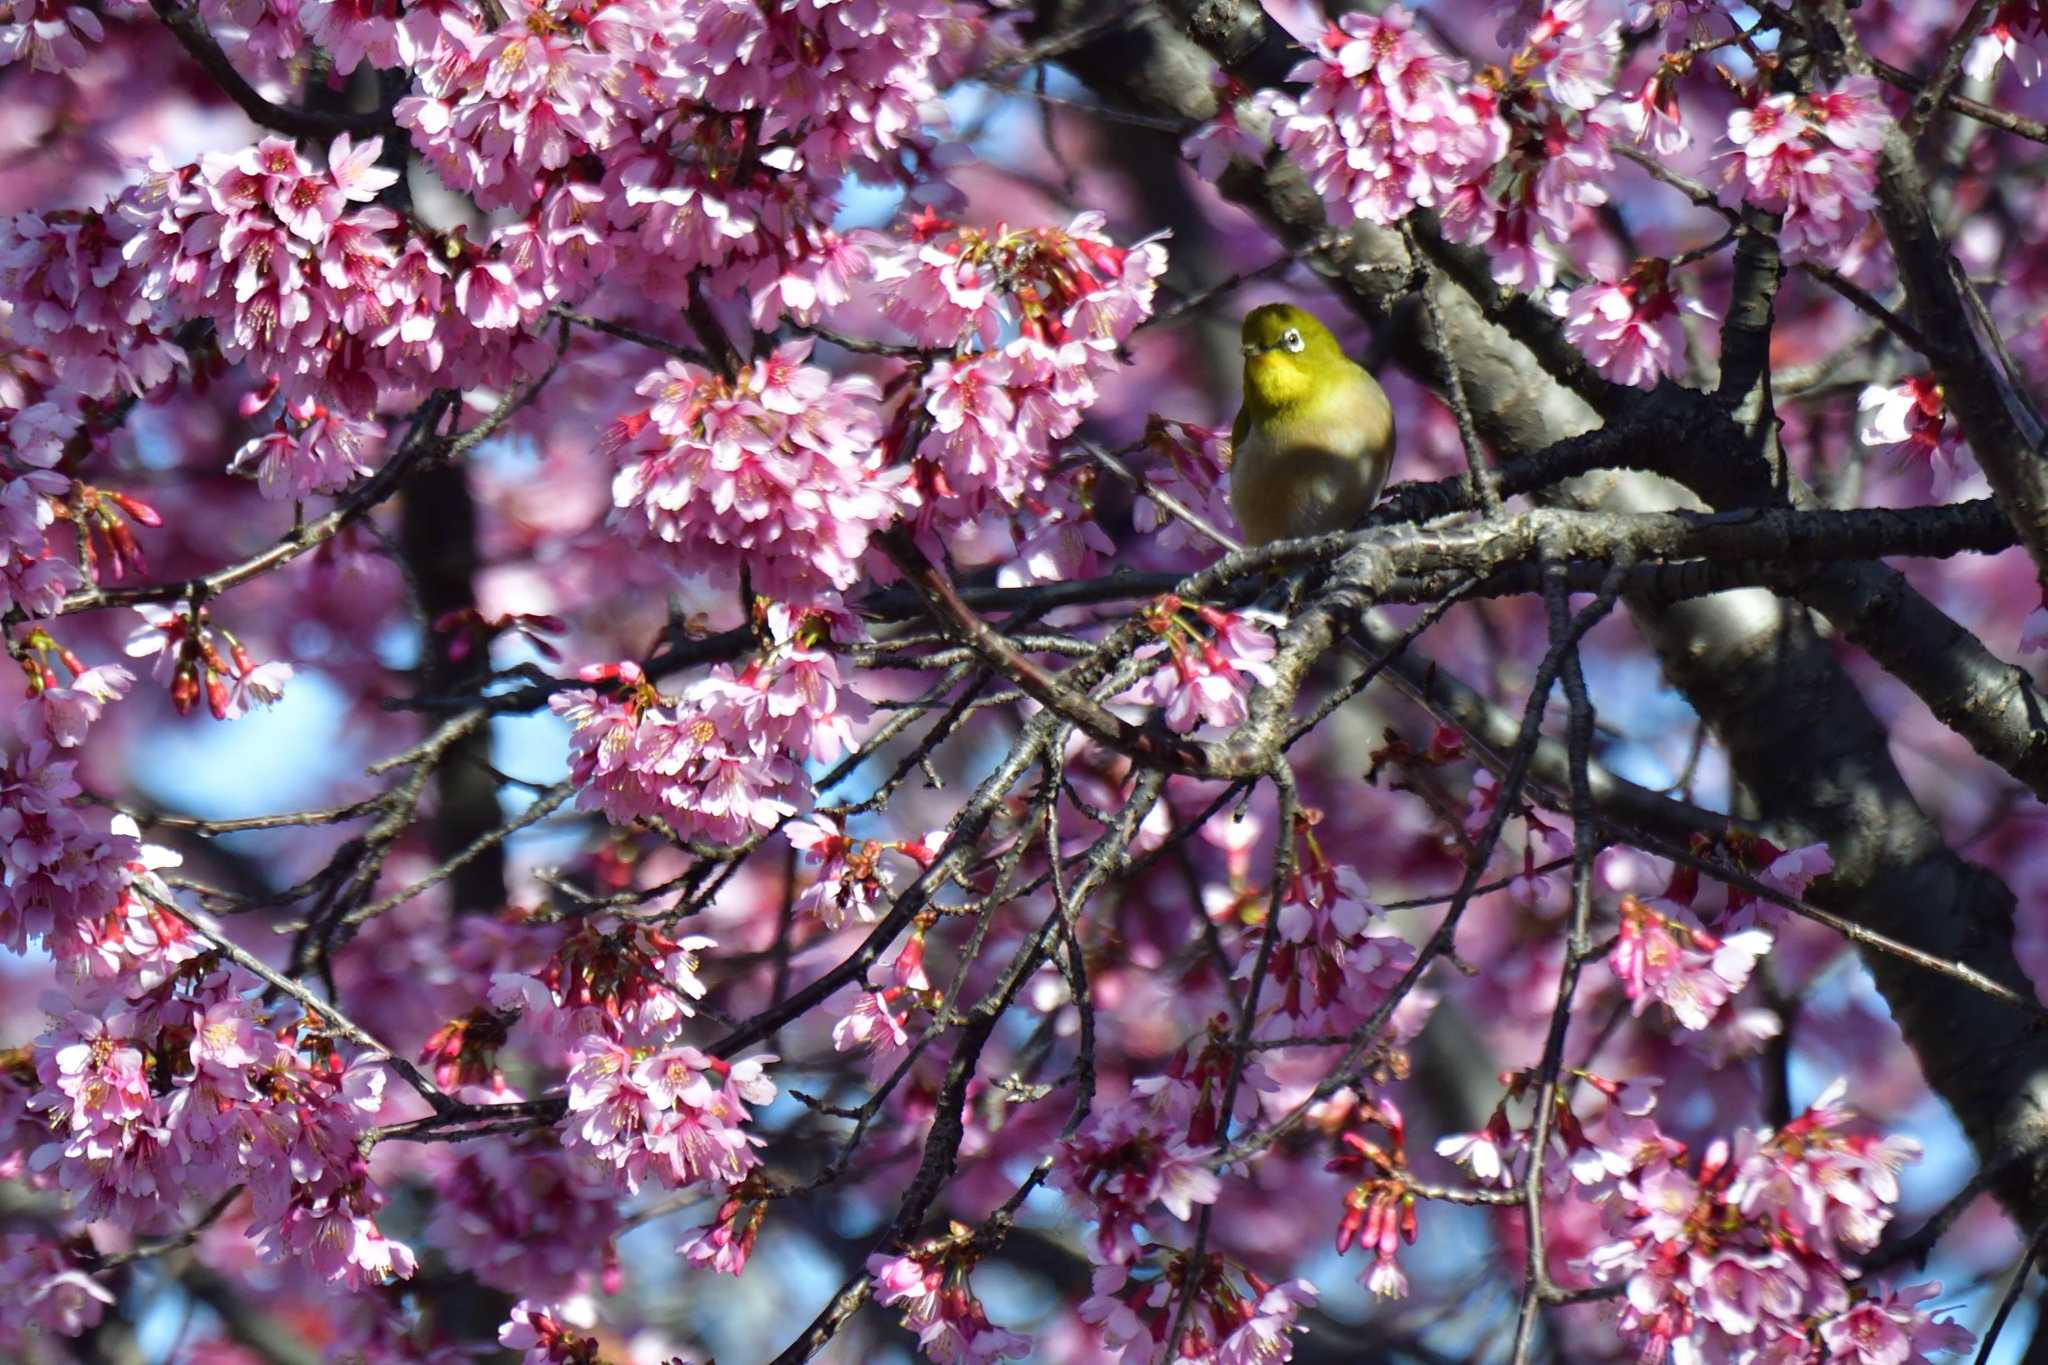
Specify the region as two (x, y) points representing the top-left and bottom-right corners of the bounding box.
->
(1443, 3), (1626, 291)
(0, 633), (154, 959)
(1436, 1070), (1673, 1198)
(1124, 598), (1279, 734)
(1586, 1081), (1969, 1362)
(1724, 78), (1887, 263)
(230, 382), (384, 501)
(882, 210), (1166, 564)
(12, 629), (130, 747)
(425, 1138), (623, 1302)
(1051, 1032), (1288, 1284)
(1206, 821), (1424, 1041)
(111, 130), (553, 427)
(394, 5), (623, 216)
(0, 205), (183, 432)
(499, 1297), (604, 1365)
(1329, 1100), (1422, 1298)
(1251, 4), (1623, 291)
(677, 1183), (769, 1277)
(1609, 892), (1773, 1030)
(1255, 8), (1507, 231)
(869, 1232), (1032, 1364)
(0, 1233), (114, 1347)
(396, 0), (977, 321)
(606, 340), (911, 601)
(786, 813), (942, 930)
(119, 133), (401, 409)
(11, 816), (202, 1003)
(1051, 1090), (1224, 1266)
(476, 885), (775, 1201)
(553, 609), (861, 845)
(1427, 1074), (1970, 1361)
(490, 915), (713, 1045)
(0, 0), (133, 74)
(1562, 257), (1710, 389)
(1598, 830), (1833, 1037)
(0, 208), (176, 618)
(561, 1034), (775, 1194)
(124, 601), (292, 721)
(0, 395), (74, 617)
(15, 962), (413, 1288)
(1079, 1251), (1318, 1364)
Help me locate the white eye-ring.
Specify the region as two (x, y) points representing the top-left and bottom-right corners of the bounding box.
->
(1281, 328), (1304, 353)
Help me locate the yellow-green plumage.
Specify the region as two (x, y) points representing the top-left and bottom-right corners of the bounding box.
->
(1229, 303), (1395, 546)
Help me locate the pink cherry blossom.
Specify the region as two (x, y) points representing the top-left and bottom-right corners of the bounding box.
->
(678, 1190), (767, 1277)
(1128, 601), (1280, 735)
(0, 1234), (114, 1343)
(1967, 4), (2047, 83)
(1726, 80), (1885, 262)
(1859, 375), (1978, 499)
(1609, 894), (1771, 1030)
(492, 916), (712, 1045)
(1583, 1082), (1968, 1362)
(869, 1244), (1032, 1364)
(0, 0), (108, 73)
(499, 1298), (601, 1365)
(230, 393), (382, 500)
(1051, 1094), (1222, 1264)
(1563, 258), (1709, 388)
(562, 1035), (775, 1194)
(1820, 1282), (1974, 1363)
(1262, 7), (1507, 230)
(608, 340), (913, 602)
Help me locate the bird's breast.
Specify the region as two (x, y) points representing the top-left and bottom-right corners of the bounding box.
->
(1228, 390), (1394, 546)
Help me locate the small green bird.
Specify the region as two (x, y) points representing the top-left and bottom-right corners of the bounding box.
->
(1230, 303), (1396, 546)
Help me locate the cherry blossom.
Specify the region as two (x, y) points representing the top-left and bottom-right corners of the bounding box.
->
(1859, 375), (1978, 499)
(1967, 4), (2047, 83)
(1583, 1082), (1970, 1362)
(607, 340), (912, 602)
(678, 1188), (767, 1277)
(869, 1237), (1032, 1364)
(1126, 599), (1280, 735)
(0, 1234), (114, 1343)
(491, 916), (712, 1045)
(16, 962), (414, 1287)
(1051, 1093), (1224, 1265)
(500, 1298), (603, 1365)
(1562, 258), (1709, 388)
(1609, 893), (1772, 1030)
(1725, 80), (1885, 262)
(1081, 1252), (1316, 1364)
(1260, 7), (1507, 230)
(561, 1035), (775, 1194)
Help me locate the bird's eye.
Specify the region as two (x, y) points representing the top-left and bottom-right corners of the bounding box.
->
(1281, 329), (1304, 352)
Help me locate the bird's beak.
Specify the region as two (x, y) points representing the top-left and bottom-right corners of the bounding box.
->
(1240, 342), (1261, 358)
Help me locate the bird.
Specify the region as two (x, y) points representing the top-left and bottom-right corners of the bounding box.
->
(1229, 303), (1396, 547)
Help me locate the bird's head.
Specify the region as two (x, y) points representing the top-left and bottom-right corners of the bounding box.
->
(1240, 304), (1345, 414)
